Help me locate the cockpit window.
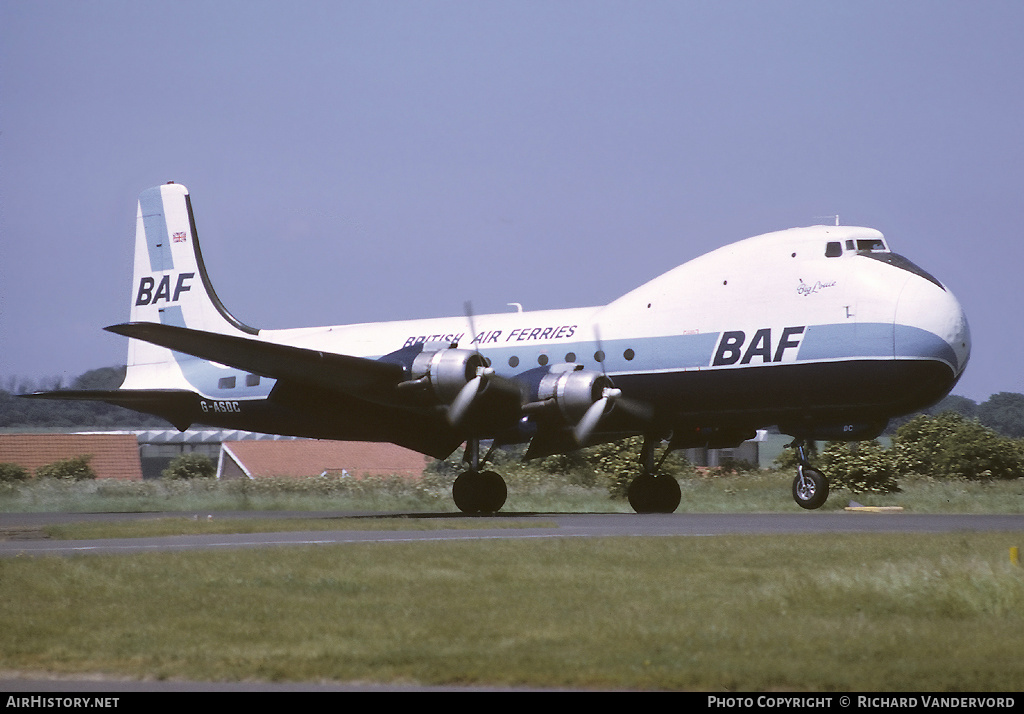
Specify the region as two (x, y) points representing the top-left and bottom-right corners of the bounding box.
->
(827, 237), (888, 257)
(859, 251), (946, 291)
(856, 238), (887, 252)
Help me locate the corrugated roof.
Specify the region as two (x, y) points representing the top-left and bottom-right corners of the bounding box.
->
(0, 434), (143, 480)
(76, 429), (302, 444)
(220, 440), (430, 479)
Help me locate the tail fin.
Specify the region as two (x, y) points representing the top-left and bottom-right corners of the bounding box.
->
(122, 183), (259, 390)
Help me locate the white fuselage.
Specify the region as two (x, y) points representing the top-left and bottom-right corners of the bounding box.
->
(257, 225), (968, 397)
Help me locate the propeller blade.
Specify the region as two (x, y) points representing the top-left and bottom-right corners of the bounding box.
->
(464, 301), (480, 353)
(573, 395), (609, 445)
(617, 396), (655, 423)
(448, 375), (482, 425)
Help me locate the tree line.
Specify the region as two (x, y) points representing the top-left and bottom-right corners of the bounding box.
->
(885, 391), (1024, 439)
(0, 367), (170, 429)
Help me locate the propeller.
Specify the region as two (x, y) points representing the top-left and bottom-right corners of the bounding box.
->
(447, 302), (494, 426)
(573, 380), (621, 445)
(571, 325), (617, 444)
(572, 323), (653, 445)
(448, 357), (493, 425)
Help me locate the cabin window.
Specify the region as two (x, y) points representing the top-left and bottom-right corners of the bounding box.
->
(825, 241), (842, 257)
(245, 374), (261, 387)
(508, 356), (520, 368)
(218, 376), (236, 390)
(537, 354), (549, 366)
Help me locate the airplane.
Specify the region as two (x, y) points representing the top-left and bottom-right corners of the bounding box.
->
(27, 182), (971, 513)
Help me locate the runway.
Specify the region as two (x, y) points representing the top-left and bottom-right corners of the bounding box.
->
(3, 511), (1023, 558)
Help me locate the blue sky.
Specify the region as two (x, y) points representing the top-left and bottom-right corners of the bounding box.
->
(2, 1), (1022, 403)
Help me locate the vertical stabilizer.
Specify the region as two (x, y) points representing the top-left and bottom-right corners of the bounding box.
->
(122, 183), (259, 390)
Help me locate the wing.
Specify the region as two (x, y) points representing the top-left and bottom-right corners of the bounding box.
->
(105, 322), (405, 398)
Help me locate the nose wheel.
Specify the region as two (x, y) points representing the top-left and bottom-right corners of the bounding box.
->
(791, 440), (829, 509)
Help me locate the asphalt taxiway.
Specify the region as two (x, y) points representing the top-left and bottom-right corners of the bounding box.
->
(2, 511), (1023, 558)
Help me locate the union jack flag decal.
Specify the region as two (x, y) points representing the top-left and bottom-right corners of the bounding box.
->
(172, 232), (187, 243)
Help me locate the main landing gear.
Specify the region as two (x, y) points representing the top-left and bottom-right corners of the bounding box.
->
(790, 439), (829, 510)
(626, 436), (682, 514)
(452, 438), (507, 514)
(451, 435), (685, 515)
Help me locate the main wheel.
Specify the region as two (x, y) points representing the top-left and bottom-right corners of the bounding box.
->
(792, 466), (829, 510)
(453, 469), (507, 514)
(627, 474), (681, 514)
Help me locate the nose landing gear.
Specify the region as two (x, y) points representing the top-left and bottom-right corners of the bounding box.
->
(790, 439), (829, 510)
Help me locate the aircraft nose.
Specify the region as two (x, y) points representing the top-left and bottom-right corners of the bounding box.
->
(894, 274), (971, 380)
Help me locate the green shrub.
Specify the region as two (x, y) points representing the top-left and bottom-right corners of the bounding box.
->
(35, 455), (96, 481)
(820, 440), (899, 494)
(894, 412), (1024, 480)
(162, 453), (216, 480)
(0, 462), (30, 482)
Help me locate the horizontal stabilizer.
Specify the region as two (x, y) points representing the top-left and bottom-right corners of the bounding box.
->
(106, 322), (404, 397)
(21, 388), (200, 431)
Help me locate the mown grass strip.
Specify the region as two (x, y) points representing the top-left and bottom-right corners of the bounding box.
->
(2, 532), (1022, 690)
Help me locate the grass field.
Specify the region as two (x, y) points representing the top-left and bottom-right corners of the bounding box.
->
(1, 533), (1023, 690)
(2, 469), (1023, 514)
(1, 471), (1023, 690)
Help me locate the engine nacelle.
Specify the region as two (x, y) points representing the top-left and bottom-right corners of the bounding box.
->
(532, 367), (614, 424)
(409, 348), (490, 405)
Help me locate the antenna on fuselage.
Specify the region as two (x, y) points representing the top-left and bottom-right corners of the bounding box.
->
(813, 215), (840, 226)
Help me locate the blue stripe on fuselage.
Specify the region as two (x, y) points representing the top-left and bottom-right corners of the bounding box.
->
(894, 324), (960, 372)
(463, 323), (956, 379)
(799, 323), (892, 361)
(799, 322), (958, 371)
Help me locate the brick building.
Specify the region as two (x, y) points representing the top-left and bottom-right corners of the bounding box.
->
(217, 440), (430, 480)
(0, 434), (143, 480)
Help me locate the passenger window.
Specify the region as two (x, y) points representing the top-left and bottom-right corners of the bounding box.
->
(218, 376), (236, 390)
(245, 374), (261, 387)
(825, 242), (842, 257)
